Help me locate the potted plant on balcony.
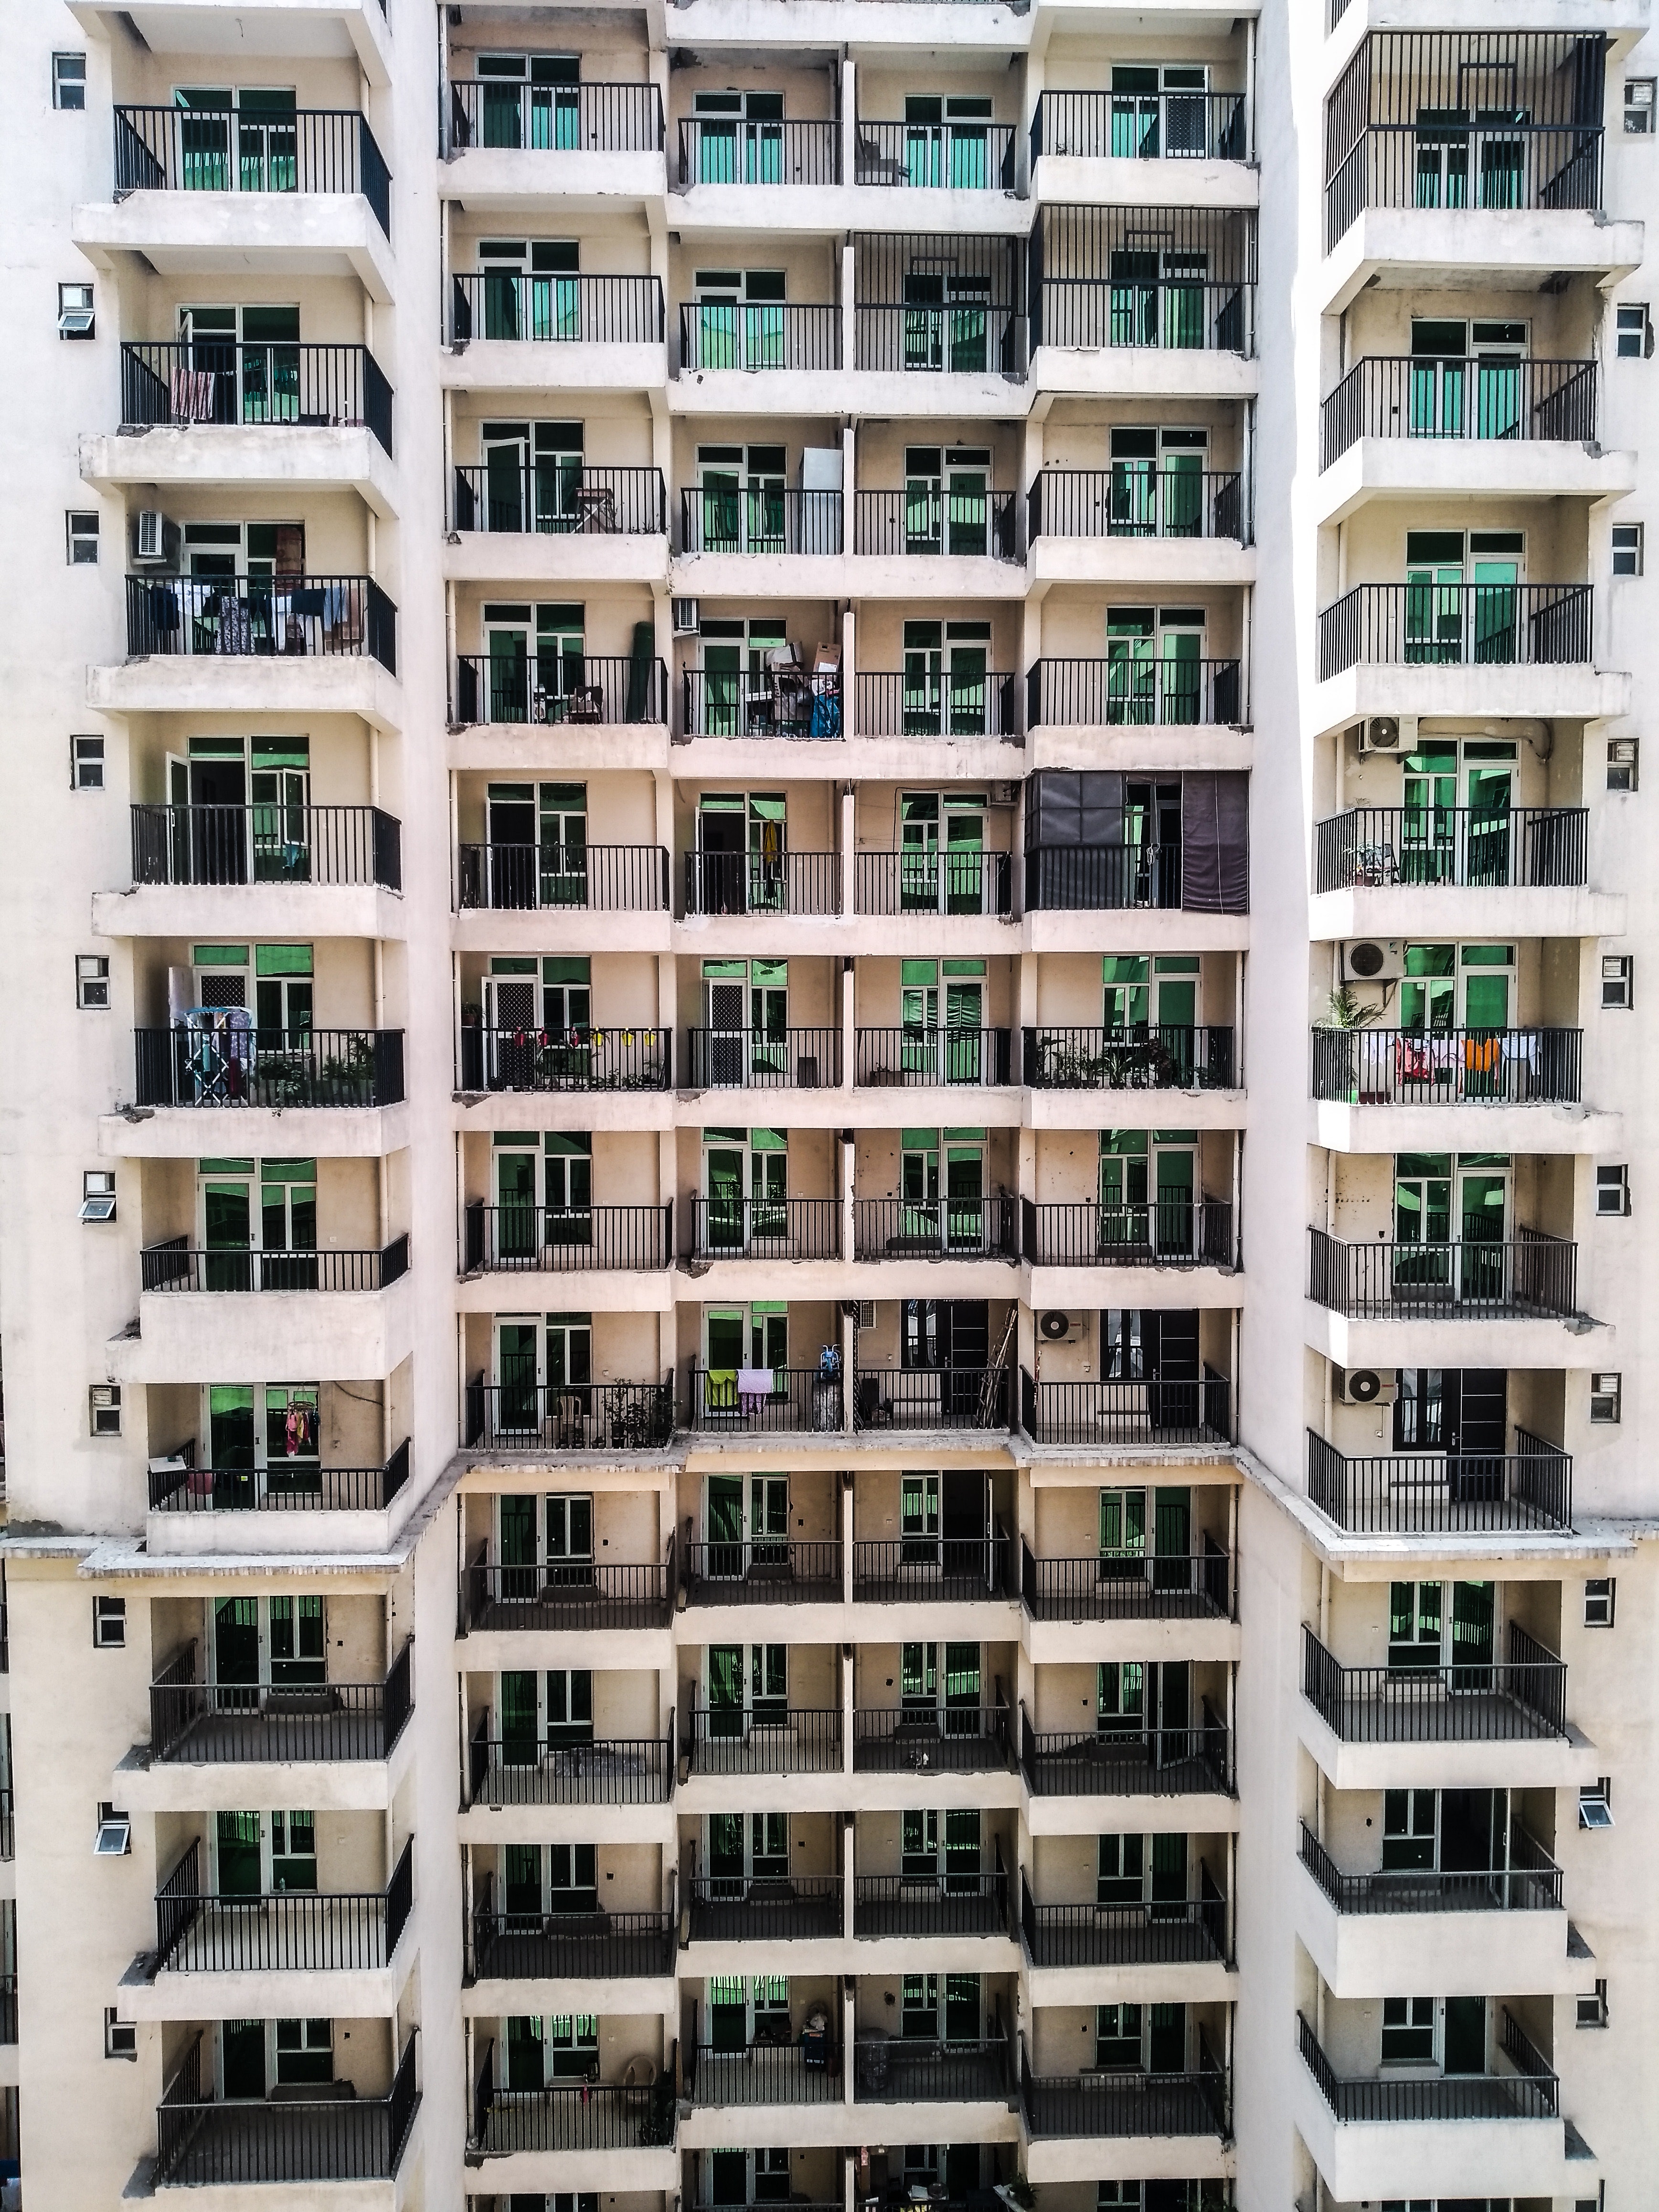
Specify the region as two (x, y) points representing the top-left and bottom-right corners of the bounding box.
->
(1317, 983), (1381, 1104)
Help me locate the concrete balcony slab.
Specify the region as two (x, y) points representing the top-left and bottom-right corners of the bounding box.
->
(1304, 1300), (1609, 1372)
(471, 2148), (679, 2197)
(114, 1275), (415, 1384)
(457, 1803), (676, 1851)
(92, 883), (405, 942)
(1307, 883), (1627, 944)
(1320, 208), (1645, 319)
(126, 1959), (401, 2024)
(89, 653), (404, 733)
(449, 723), (670, 772)
(1311, 1098), (1620, 1156)
(1295, 1695), (1600, 1793)
(442, 340), (668, 395)
(444, 532), (669, 588)
(1032, 348), (1259, 404)
(1295, 1857), (1574, 2000)
(68, 0), (394, 85)
(1027, 724), (1252, 773)
(677, 552), (1028, 601)
(673, 182), (1030, 235)
(1022, 1615), (1240, 1668)
(1292, 2059), (1576, 2206)
(1031, 155), (1258, 211)
(82, 425), (400, 518)
(675, 733), (1020, 780)
(463, 1970), (678, 2019)
(73, 191), (396, 303)
(453, 907), (670, 957)
(1026, 1262), (1242, 1311)
(1028, 537), (1255, 590)
(1024, 1956), (1234, 2010)
(1314, 436), (1636, 529)
(1021, 2134), (1231, 2186)
(1024, 910), (1249, 955)
(455, 1271), (674, 1317)
(1309, 660), (1630, 741)
(1024, 1788), (1237, 1835)
(1031, 1088), (1245, 1131)
(441, 148), (668, 215)
(102, 1103), (412, 1160)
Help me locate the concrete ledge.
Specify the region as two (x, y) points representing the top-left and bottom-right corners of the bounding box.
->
(453, 908), (670, 957)
(82, 425), (401, 518)
(1031, 348), (1259, 403)
(463, 1971), (678, 2018)
(450, 723), (670, 773)
(458, 1803), (676, 1850)
(1309, 661), (1631, 740)
(1307, 883), (1628, 944)
(460, 1627), (675, 1676)
(1028, 538), (1255, 590)
(671, 0), (1032, 49)
(1025, 910), (1250, 955)
(442, 340), (668, 395)
(73, 192), (396, 303)
(454, 1090), (679, 1135)
(445, 532), (670, 587)
(468, 2147), (678, 2195)
(116, 1746), (404, 1816)
(674, 733), (1021, 780)
(89, 654), (404, 732)
(68, 0), (395, 85)
(101, 1103), (412, 1159)
(115, 1274), (415, 1383)
(1027, 723), (1252, 773)
(1295, 1694), (1600, 1792)
(675, 551), (1028, 601)
(1311, 1097), (1621, 1155)
(1320, 207), (1645, 318)
(1303, 1298), (1610, 1372)
(1026, 1262), (1243, 1312)
(1314, 436), (1636, 529)
(128, 1960), (400, 2023)
(455, 1270), (674, 1317)
(1032, 154), (1258, 212)
(1024, 1956), (1234, 2010)
(1025, 1788), (1236, 1835)
(676, 2097), (1017, 2152)
(674, 181), (1030, 234)
(1291, 2056), (1573, 2204)
(92, 883), (406, 942)
(1032, 1088), (1245, 1131)
(1021, 2131), (1231, 2185)
(1295, 1857), (1574, 1999)
(1023, 1615), (1240, 1668)
(442, 147), (667, 214)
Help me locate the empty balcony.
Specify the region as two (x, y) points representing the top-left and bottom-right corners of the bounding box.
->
(155, 2025), (417, 2188)
(683, 848), (840, 917)
(852, 1471), (1016, 1603)
(1031, 84), (1248, 168)
(853, 1678), (1014, 1776)
(1020, 1539), (1232, 1627)
(129, 797), (401, 893)
(1019, 1693), (1232, 1801)
(683, 1811), (844, 1943)
(467, 1861), (674, 1985)
(140, 1233), (405, 1293)
(853, 1829), (1015, 1941)
(447, 74), (663, 156)
(148, 1637), (413, 1768)
(1029, 464), (1247, 547)
(1301, 1622), (1565, 1746)
(1307, 1224), (1578, 1321)
(679, 297), (842, 375)
(683, 1514), (843, 1608)
(113, 102), (390, 228)
(678, 111), (840, 189)
(460, 1543), (675, 1635)
(449, 269), (665, 350)
(853, 113), (1017, 192)
(1019, 2004), (1230, 2141)
(684, 1675), (845, 1780)
(464, 1705), (675, 1810)
(119, 338), (394, 457)
(1032, 205), (1256, 362)
(1019, 1849), (1229, 1972)
(855, 234), (1028, 384)
(462, 1201), (671, 1276)
(469, 2031), (675, 2159)
(1304, 1427), (1572, 1537)
(1019, 1361), (1234, 1450)
(143, 1832), (413, 1986)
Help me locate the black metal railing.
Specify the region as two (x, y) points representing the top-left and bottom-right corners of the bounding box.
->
(689, 1366), (842, 1433)
(1301, 1622), (1567, 1743)
(854, 121), (1016, 189)
(679, 118), (840, 186)
(855, 670), (1019, 738)
(1311, 1024), (1582, 1105)
(1036, 280), (1251, 356)
(458, 1026), (670, 1096)
(853, 2027), (1011, 2104)
(689, 2040), (841, 2106)
(686, 1707), (844, 1776)
(1021, 2059), (1229, 2139)
(156, 2031), (418, 2185)
(451, 272), (663, 345)
(1024, 1025), (1235, 1092)
(1028, 658), (1242, 728)
(462, 1202), (670, 1275)
(472, 2062), (676, 2153)
(470, 1904), (675, 1981)
(1326, 124), (1604, 251)
(126, 574), (397, 672)
(1021, 1367), (1232, 1447)
(462, 1547), (674, 1633)
(1032, 89), (1246, 163)
(688, 1197), (841, 1260)
(852, 489), (1018, 560)
(0, 1789), (14, 1862)
(854, 1868), (1010, 1938)
(1297, 1819), (1563, 1915)
(1319, 355), (1597, 468)
(0, 1978), (14, 2046)
(135, 1026), (404, 1110)
(1023, 1198), (1234, 1269)
(683, 851), (841, 916)
(679, 301), (841, 372)
(682, 669), (841, 741)
(149, 1638), (413, 1764)
(1318, 583), (1592, 678)
(685, 1027), (842, 1090)
(467, 1719), (675, 1808)
(454, 651), (666, 726)
(457, 842), (668, 912)
(1021, 1869), (1225, 1966)
(454, 463), (665, 536)
(1298, 2009), (1557, 2121)
(131, 802), (401, 889)
(854, 305), (1030, 377)
(854, 851), (1011, 915)
(464, 1376), (675, 1452)
(1029, 469), (1244, 542)
(853, 1368), (1012, 1431)
(852, 1197), (1018, 1263)
(114, 106), (391, 236)
(854, 1028), (1013, 1088)
(853, 1526), (1014, 1601)
(121, 341), (393, 455)
(140, 1236), (407, 1294)
(1021, 1540), (1230, 1622)
(1023, 845), (1183, 913)
(1307, 1223), (1577, 1319)
(448, 78), (664, 152)
(686, 1874), (844, 1942)
(853, 1699), (1011, 1773)
(684, 1539), (843, 1606)
(1305, 1427), (1573, 1536)
(1021, 1701), (1233, 1797)
(149, 1438), (411, 1515)
(1313, 805), (1587, 890)
(155, 1835), (412, 1971)
(680, 488), (844, 556)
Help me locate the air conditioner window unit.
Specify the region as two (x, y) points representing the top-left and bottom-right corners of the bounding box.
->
(1039, 1310), (1085, 1345)
(134, 511), (180, 566)
(1341, 939), (1405, 984)
(672, 598), (699, 635)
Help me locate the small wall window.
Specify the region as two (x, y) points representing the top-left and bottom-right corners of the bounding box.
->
(1584, 1577), (1616, 1627)
(88, 1384), (121, 1437)
(1596, 1164), (1630, 1216)
(104, 2008), (137, 2059)
(93, 1596), (126, 1648)
(53, 53), (87, 109)
(1602, 955), (1633, 1009)
(1612, 523), (1644, 576)
(81, 1170), (116, 1224)
(1579, 1778), (1613, 1829)
(1590, 1372), (1622, 1425)
(67, 511), (99, 566)
(1576, 1978), (1609, 2027)
(58, 281), (94, 339)
(1616, 304), (1650, 358)
(75, 954), (109, 1009)
(1607, 736), (1639, 791)
(71, 736), (105, 790)
(1626, 78), (1655, 133)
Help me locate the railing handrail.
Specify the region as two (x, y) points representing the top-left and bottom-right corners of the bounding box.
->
(1319, 352), (1597, 468)
(1304, 1425), (1573, 1535)
(1297, 1816), (1562, 1913)
(1300, 1619), (1566, 1740)
(1317, 581), (1594, 678)
(1307, 1221), (1578, 1320)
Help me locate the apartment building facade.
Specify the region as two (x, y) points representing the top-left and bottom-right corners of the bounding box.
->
(0, 0), (1653, 2206)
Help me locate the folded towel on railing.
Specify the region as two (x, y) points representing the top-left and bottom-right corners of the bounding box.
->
(737, 1366), (774, 1402)
(169, 367), (215, 423)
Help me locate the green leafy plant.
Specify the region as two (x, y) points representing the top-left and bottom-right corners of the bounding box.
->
(1320, 984), (1382, 1031)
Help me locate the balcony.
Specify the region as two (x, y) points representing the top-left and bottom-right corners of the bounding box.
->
(471, 2057), (676, 2155)
(454, 651), (667, 726)
(126, 574), (397, 673)
(1019, 1368), (1233, 1448)
(679, 302), (841, 374)
(1317, 584), (1591, 681)
(457, 841), (668, 911)
(1319, 355), (1597, 470)
(853, 122), (1017, 191)
(463, 1377), (675, 1451)
(148, 1639), (412, 1765)
(130, 801), (402, 891)
(466, 1717), (675, 1808)
(140, 1237), (407, 1294)
(684, 1539), (843, 1606)
(458, 1025), (671, 1095)
(855, 671), (1019, 739)
(1029, 469), (1245, 543)
(853, 2025), (1011, 2104)
(1032, 206), (1255, 356)
(461, 1202), (671, 1275)
(469, 1883), (674, 1983)
(148, 1438), (412, 1517)
(1297, 2007), (1556, 2121)
(455, 464), (666, 536)
(852, 1526), (1014, 1602)
(135, 1026), (404, 1111)
(1021, 1198), (1236, 1270)
(1020, 1540), (1230, 1623)
(854, 236), (1028, 382)
(1027, 659), (1242, 729)
(683, 851), (840, 916)
(853, 1367), (1012, 1431)
(1032, 89), (1247, 165)
(1297, 1820), (1562, 1917)
(1313, 806), (1586, 893)
(156, 2032), (417, 2187)
(683, 667), (841, 741)
(113, 104), (391, 234)
(854, 1863), (1010, 1939)
(1300, 1623), (1566, 1744)
(121, 340), (393, 456)
(1020, 1869), (1225, 1967)
(1306, 1224), (1578, 1320)
(852, 1697), (1011, 1774)
(852, 490), (1018, 560)
(684, 1707), (843, 1777)
(678, 118), (839, 186)
(1310, 1025), (1582, 1106)
(1020, 1703), (1233, 1798)
(688, 1366), (840, 1433)
(854, 1029), (1014, 1087)
(852, 1198), (1018, 1264)
(450, 272), (664, 346)
(449, 79), (663, 153)
(1305, 1429), (1572, 1537)
(854, 851), (1011, 916)
(152, 1835), (412, 1974)
(681, 489), (844, 556)
(687, 1875), (844, 1942)
(690, 2038), (841, 2108)
(461, 1544), (674, 1632)
(685, 1027), (842, 1090)
(1024, 1025), (1236, 1093)
(1021, 2047), (1230, 2140)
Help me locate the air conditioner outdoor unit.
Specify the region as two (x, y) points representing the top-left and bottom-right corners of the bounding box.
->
(1341, 938), (1405, 984)
(672, 598), (699, 635)
(1039, 1310), (1085, 1345)
(991, 782), (1021, 806)
(134, 510), (180, 566)
(1336, 1366), (1397, 1406)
